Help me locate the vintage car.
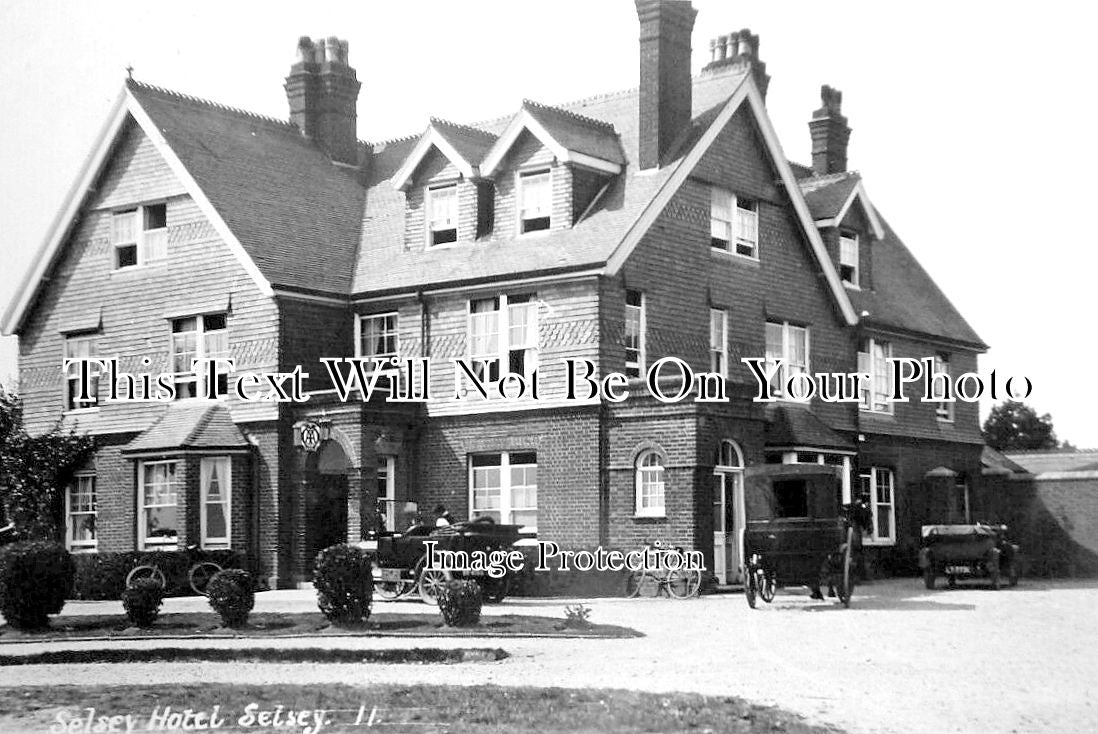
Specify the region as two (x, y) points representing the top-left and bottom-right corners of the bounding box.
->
(359, 517), (524, 604)
(919, 524), (1020, 590)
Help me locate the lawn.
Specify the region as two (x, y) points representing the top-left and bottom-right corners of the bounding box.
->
(0, 683), (841, 733)
(0, 611), (639, 641)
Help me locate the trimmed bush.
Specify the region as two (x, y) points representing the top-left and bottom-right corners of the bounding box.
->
(206, 569), (254, 628)
(0, 541), (75, 630)
(313, 544), (373, 625)
(121, 578), (164, 628)
(437, 579), (482, 627)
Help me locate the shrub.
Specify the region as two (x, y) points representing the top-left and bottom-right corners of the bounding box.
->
(437, 579), (482, 627)
(206, 569), (254, 628)
(562, 603), (593, 630)
(313, 544), (373, 625)
(0, 541), (75, 630)
(121, 578), (164, 628)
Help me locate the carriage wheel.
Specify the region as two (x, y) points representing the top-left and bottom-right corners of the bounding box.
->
(414, 557), (452, 605)
(758, 570), (776, 603)
(744, 565), (758, 609)
(372, 561), (414, 601)
(837, 528), (854, 608)
(667, 568), (701, 599)
(480, 575), (511, 604)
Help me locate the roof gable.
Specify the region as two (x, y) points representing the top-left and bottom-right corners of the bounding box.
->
(391, 119), (497, 190)
(122, 401), (249, 454)
(799, 172), (884, 239)
(480, 101), (624, 177)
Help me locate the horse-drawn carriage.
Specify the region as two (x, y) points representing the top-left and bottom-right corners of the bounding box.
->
(741, 464), (868, 608)
(360, 518), (523, 604)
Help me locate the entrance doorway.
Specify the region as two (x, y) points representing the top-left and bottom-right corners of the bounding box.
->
(713, 440), (745, 584)
(305, 438), (352, 578)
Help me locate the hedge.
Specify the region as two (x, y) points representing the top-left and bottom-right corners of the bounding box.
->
(69, 549), (247, 600)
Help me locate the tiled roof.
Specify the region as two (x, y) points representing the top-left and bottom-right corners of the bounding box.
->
(849, 218), (986, 349)
(521, 100), (626, 165)
(1004, 450), (1098, 474)
(122, 401), (250, 454)
(763, 403), (855, 451)
(981, 446), (1030, 475)
(798, 171), (860, 221)
(351, 69), (749, 295)
(127, 80), (366, 295)
(428, 118), (497, 165)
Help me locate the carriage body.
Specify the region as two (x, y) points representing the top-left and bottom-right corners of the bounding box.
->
(741, 464), (859, 607)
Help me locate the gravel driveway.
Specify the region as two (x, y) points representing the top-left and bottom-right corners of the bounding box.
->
(2, 578), (1095, 733)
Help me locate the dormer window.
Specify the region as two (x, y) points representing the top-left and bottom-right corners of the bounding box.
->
(519, 169), (551, 233)
(710, 188), (758, 258)
(112, 203), (167, 269)
(427, 184), (458, 246)
(839, 232), (859, 287)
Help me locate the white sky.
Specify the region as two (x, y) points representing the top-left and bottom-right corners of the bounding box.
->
(0, 0), (1094, 446)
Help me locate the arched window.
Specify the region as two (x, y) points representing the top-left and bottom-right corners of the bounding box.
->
(635, 451), (666, 517)
(715, 439), (743, 469)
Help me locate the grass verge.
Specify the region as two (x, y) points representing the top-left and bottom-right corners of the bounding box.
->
(0, 647), (507, 666)
(0, 611), (639, 642)
(0, 683), (842, 733)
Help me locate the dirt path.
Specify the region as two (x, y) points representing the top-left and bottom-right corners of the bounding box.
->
(1, 579), (1094, 733)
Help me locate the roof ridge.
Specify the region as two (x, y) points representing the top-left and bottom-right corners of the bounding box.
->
(127, 79), (295, 130)
(553, 85), (638, 112)
(522, 98), (617, 132)
(181, 401), (217, 446)
(799, 170), (861, 186)
(428, 117), (497, 138)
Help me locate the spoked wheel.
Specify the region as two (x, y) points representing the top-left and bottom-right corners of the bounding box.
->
(625, 570), (644, 598)
(372, 561), (415, 601)
(414, 557), (452, 605)
(744, 565), (758, 609)
(758, 570), (776, 604)
(836, 527), (854, 608)
(666, 568), (702, 599)
(480, 575), (512, 604)
(125, 564), (166, 590)
(188, 561), (223, 596)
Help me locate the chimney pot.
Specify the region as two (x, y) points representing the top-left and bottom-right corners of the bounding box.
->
(285, 36), (362, 165)
(702, 28), (770, 99)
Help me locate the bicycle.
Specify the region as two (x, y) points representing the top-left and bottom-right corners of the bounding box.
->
(625, 541), (702, 600)
(125, 545), (224, 596)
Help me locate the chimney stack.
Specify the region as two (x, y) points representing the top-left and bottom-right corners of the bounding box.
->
(808, 85), (850, 176)
(285, 36), (362, 165)
(701, 29), (770, 99)
(635, 0), (697, 170)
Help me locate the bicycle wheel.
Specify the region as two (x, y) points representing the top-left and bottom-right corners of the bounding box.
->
(744, 565), (758, 609)
(625, 570), (645, 598)
(758, 570), (776, 603)
(126, 564), (166, 590)
(837, 528), (854, 608)
(188, 561), (223, 596)
(666, 568), (702, 599)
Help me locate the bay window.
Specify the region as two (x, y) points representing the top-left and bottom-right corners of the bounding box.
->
(139, 460), (180, 549)
(200, 457), (231, 549)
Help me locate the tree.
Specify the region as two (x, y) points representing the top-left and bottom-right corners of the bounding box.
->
(982, 401), (1059, 452)
(0, 389), (94, 540)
